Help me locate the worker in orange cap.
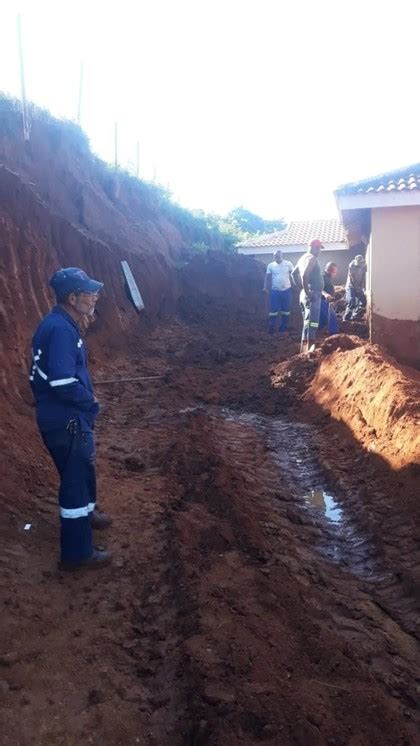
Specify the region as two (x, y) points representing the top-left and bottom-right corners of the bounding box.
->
(292, 239), (324, 353)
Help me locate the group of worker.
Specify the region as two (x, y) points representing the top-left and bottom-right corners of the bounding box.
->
(264, 239), (367, 352)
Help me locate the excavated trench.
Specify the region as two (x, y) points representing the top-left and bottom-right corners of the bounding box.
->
(1, 99), (419, 745)
(92, 359), (419, 745)
(1, 334), (419, 745)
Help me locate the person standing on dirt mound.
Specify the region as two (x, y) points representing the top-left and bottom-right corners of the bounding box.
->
(263, 249), (294, 334)
(344, 254), (367, 321)
(29, 268), (112, 571)
(292, 239), (324, 353)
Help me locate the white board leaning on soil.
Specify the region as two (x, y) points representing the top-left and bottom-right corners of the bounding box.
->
(121, 261), (145, 312)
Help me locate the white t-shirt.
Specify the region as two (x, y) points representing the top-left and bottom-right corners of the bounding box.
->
(266, 260), (294, 291)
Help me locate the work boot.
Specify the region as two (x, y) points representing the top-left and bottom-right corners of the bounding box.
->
(60, 548), (113, 571)
(91, 510), (113, 530)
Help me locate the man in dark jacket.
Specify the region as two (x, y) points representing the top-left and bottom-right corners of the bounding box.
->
(30, 268), (112, 570)
(344, 255), (367, 320)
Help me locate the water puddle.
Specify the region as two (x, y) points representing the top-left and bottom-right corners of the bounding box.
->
(304, 489), (343, 523)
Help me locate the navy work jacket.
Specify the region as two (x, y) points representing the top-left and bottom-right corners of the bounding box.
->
(30, 306), (99, 432)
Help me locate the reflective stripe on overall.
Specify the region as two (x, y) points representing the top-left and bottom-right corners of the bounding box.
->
(300, 290), (321, 343)
(41, 416), (96, 563)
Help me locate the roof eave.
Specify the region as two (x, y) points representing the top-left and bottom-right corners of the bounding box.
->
(336, 190), (420, 211)
(238, 241), (348, 255)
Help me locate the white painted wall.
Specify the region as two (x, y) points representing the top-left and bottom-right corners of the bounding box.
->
(370, 206), (420, 321)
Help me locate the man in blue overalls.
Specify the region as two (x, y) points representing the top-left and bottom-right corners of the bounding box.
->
(319, 262), (340, 334)
(263, 250), (294, 334)
(30, 268), (112, 570)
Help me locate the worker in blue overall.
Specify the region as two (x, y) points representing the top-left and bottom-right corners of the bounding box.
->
(319, 262), (339, 334)
(263, 250), (294, 334)
(292, 239), (324, 353)
(30, 268), (112, 570)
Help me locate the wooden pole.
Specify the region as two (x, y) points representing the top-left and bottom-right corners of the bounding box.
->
(17, 14), (29, 141)
(114, 121), (120, 198)
(114, 121), (118, 168)
(77, 61), (84, 125)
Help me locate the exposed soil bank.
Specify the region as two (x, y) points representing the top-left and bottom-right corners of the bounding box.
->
(306, 339), (420, 469)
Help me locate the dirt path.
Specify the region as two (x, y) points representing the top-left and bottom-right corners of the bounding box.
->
(0, 322), (419, 745)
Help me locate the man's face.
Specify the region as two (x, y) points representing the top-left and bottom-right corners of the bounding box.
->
(312, 246), (321, 258)
(330, 266), (338, 279)
(69, 291), (99, 317)
(274, 251), (282, 263)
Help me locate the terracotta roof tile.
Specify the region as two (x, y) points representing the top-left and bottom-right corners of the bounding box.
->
(336, 163), (420, 196)
(237, 219), (345, 249)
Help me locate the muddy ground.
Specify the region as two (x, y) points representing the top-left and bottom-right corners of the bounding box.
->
(0, 309), (419, 746)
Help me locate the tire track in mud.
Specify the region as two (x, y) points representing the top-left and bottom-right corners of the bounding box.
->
(97, 403), (219, 745)
(218, 409), (419, 638)
(160, 407), (419, 744)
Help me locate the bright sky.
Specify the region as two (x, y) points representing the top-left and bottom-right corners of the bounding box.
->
(1, 0), (419, 222)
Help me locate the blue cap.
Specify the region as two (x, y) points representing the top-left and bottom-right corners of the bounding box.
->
(49, 268), (104, 296)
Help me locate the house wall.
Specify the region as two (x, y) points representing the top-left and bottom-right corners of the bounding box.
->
(370, 206), (420, 368)
(246, 250), (351, 284)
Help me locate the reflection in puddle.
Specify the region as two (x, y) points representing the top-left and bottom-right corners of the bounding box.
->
(304, 490), (343, 523)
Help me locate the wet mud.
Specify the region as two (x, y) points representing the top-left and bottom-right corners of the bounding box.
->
(1, 320), (418, 745)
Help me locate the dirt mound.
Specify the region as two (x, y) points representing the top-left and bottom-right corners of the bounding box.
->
(307, 341), (420, 470)
(267, 335), (360, 408)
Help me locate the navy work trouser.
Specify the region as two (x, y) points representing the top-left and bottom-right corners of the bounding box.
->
(269, 288), (292, 332)
(319, 297), (339, 334)
(42, 417), (96, 563)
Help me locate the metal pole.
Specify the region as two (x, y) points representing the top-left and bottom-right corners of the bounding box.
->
(95, 375), (163, 385)
(136, 140), (140, 177)
(17, 14), (29, 141)
(77, 61), (84, 125)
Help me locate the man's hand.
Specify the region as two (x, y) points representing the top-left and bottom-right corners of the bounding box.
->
(263, 287), (268, 294)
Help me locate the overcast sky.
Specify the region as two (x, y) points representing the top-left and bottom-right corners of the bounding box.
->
(1, 0), (419, 222)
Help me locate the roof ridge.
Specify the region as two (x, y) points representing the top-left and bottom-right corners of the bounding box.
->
(237, 217), (346, 248)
